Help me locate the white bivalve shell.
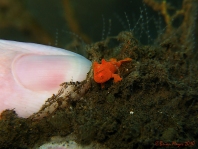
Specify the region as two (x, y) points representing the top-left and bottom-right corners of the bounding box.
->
(0, 40), (91, 118)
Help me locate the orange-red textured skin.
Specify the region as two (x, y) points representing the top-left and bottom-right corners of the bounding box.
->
(93, 58), (132, 85)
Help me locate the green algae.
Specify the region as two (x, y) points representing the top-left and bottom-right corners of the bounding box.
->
(1, 30), (198, 148)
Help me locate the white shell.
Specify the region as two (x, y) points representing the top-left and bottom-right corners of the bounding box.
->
(0, 40), (91, 118)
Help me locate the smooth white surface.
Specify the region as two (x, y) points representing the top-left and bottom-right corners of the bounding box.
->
(0, 40), (91, 118)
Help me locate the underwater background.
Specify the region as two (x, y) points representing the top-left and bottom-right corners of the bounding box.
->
(0, 0), (198, 148)
(1, 0), (191, 53)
